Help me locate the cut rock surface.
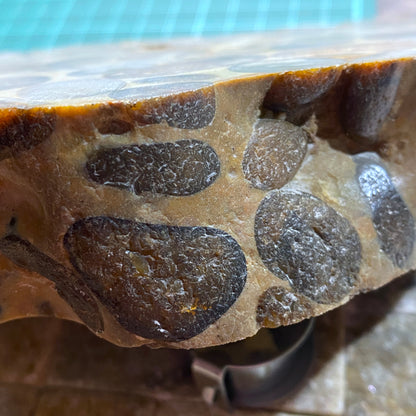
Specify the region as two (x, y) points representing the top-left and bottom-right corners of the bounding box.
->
(0, 24), (415, 348)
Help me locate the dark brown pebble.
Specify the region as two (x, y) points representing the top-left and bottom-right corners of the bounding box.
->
(0, 233), (103, 332)
(341, 61), (404, 144)
(64, 216), (247, 342)
(0, 108), (56, 160)
(255, 190), (361, 304)
(94, 103), (134, 135)
(86, 139), (220, 196)
(263, 67), (340, 124)
(256, 286), (313, 327)
(264, 67), (340, 111)
(133, 87), (215, 129)
(242, 119), (308, 190)
(355, 154), (415, 268)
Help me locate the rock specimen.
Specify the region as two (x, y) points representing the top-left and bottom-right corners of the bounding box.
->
(0, 24), (415, 348)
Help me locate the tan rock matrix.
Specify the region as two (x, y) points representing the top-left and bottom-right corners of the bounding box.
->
(0, 25), (415, 348)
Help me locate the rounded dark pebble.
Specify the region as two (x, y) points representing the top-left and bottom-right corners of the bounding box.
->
(86, 139), (220, 196)
(255, 190), (361, 304)
(242, 119), (308, 190)
(134, 87), (216, 129)
(64, 217), (247, 342)
(341, 61), (404, 144)
(94, 103), (134, 135)
(0, 233), (103, 332)
(355, 154), (415, 268)
(263, 67), (340, 112)
(256, 286), (313, 327)
(0, 109), (56, 160)
(262, 67), (340, 125)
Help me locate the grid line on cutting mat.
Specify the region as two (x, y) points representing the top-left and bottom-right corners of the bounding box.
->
(0, 0), (375, 51)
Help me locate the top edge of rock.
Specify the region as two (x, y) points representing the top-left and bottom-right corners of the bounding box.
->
(1, 23), (416, 108)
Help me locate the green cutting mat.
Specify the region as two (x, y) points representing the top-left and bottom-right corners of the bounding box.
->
(0, 0), (376, 51)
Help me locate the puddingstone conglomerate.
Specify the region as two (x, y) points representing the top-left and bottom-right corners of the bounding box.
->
(0, 26), (415, 348)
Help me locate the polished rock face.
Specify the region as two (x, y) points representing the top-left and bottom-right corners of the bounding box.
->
(0, 24), (415, 348)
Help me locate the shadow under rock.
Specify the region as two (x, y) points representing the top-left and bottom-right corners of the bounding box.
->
(90, 271), (415, 404)
(261, 270), (416, 412)
(343, 270), (416, 345)
(0, 271), (414, 413)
